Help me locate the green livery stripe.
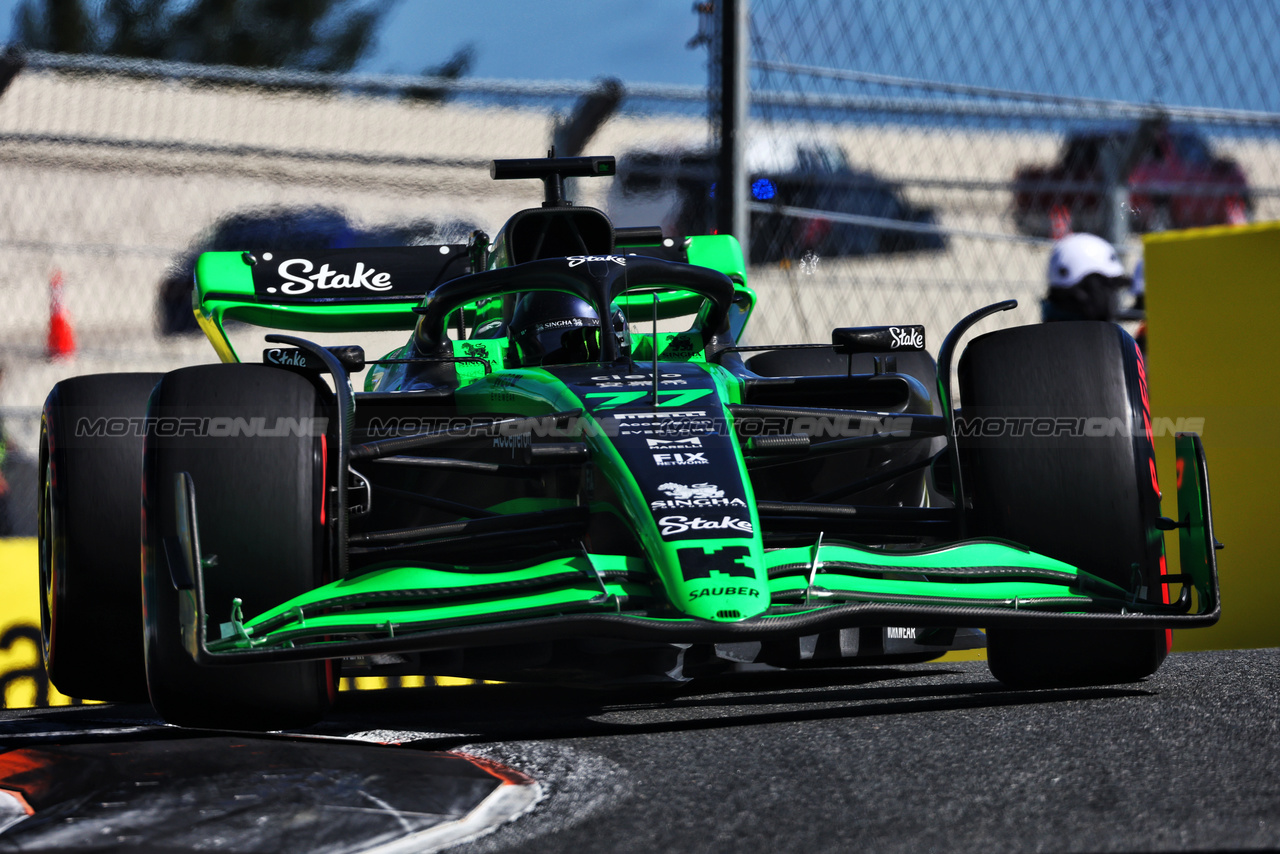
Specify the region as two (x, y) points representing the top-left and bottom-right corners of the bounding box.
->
(212, 579), (653, 651)
(206, 535), (1134, 652)
(769, 574), (1092, 603)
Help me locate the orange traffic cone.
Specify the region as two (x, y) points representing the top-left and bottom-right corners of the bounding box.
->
(1225, 196), (1247, 226)
(1049, 204), (1072, 240)
(46, 268), (76, 359)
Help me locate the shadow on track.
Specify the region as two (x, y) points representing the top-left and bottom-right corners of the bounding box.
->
(318, 662), (1155, 749)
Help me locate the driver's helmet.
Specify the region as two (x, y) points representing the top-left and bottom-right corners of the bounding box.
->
(509, 291), (629, 366)
(1044, 232), (1130, 322)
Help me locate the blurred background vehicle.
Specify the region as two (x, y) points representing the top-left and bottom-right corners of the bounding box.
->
(157, 207), (478, 335)
(1012, 118), (1252, 238)
(608, 139), (945, 264)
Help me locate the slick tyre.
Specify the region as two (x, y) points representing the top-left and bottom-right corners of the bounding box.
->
(958, 322), (1167, 688)
(142, 364), (334, 730)
(39, 373), (163, 702)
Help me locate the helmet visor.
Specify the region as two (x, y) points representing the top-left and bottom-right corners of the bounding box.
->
(520, 317), (602, 365)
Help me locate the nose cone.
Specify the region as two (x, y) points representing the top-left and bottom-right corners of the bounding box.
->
(662, 540), (769, 621)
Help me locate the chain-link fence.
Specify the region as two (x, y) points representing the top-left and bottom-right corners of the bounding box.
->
(0, 51), (709, 464)
(731, 0), (1280, 351)
(0, 2), (1278, 534)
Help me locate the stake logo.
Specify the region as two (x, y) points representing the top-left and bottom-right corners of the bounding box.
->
(250, 246), (460, 302)
(567, 255), (626, 267)
(659, 515), (753, 536)
(889, 326), (925, 349)
(269, 255), (394, 295)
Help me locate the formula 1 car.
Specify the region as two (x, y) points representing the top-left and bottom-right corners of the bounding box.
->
(39, 155), (1220, 730)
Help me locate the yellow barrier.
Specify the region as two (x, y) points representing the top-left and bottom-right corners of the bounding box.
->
(1146, 220), (1280, 651)
(0, 538), (489, 708)
(0, 539), (87, 708)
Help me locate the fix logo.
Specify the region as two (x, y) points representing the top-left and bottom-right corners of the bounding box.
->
(652, 451), (708, 466)
(567, 255), (626, 267)
(266, 254), (393, 296)
(659, 515), (753, 536)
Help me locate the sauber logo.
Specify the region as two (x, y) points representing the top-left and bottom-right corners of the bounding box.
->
(267, 254), (393, 296)
(659, 515), (753, 536)
(689, 585), (760, 600)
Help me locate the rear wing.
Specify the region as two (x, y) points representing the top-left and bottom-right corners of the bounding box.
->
(193, 244), (471, 361)
(193, 235), (751, 362)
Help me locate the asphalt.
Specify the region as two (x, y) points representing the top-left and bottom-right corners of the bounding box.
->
(313, 648), (1280, 853)
(2, 648), (1277, 852)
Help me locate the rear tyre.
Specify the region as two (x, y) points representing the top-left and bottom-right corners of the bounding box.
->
(958, 322), (1167, 688)
(142, 364), (334, 729)
(39, 373), (162, 701)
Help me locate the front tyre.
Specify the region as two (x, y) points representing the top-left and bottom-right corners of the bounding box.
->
(958, 322), (1167, 688)
(142, 364), (334, 729)
(40, 373), (162, 701)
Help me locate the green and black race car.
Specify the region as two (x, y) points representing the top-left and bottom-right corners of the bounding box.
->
(39, 155), (1219, 730)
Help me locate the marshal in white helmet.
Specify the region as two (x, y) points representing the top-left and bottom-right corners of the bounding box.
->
(1042, 232), (1131, 322)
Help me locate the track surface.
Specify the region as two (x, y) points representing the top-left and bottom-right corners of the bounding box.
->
(3, 649), (1278, 852)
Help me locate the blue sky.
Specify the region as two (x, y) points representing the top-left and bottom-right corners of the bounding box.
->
(0, 0), (1273, 116)
(0, 0), (710, 86)
(367, 1), (706, 85)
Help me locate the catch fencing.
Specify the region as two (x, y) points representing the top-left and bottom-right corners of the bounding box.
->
(734, 0), (1280, 350)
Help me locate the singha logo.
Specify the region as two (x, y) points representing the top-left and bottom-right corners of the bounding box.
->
(658, 482), (724, 500)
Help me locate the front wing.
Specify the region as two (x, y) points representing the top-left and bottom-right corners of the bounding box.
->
(168, 434), (1219, 666)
